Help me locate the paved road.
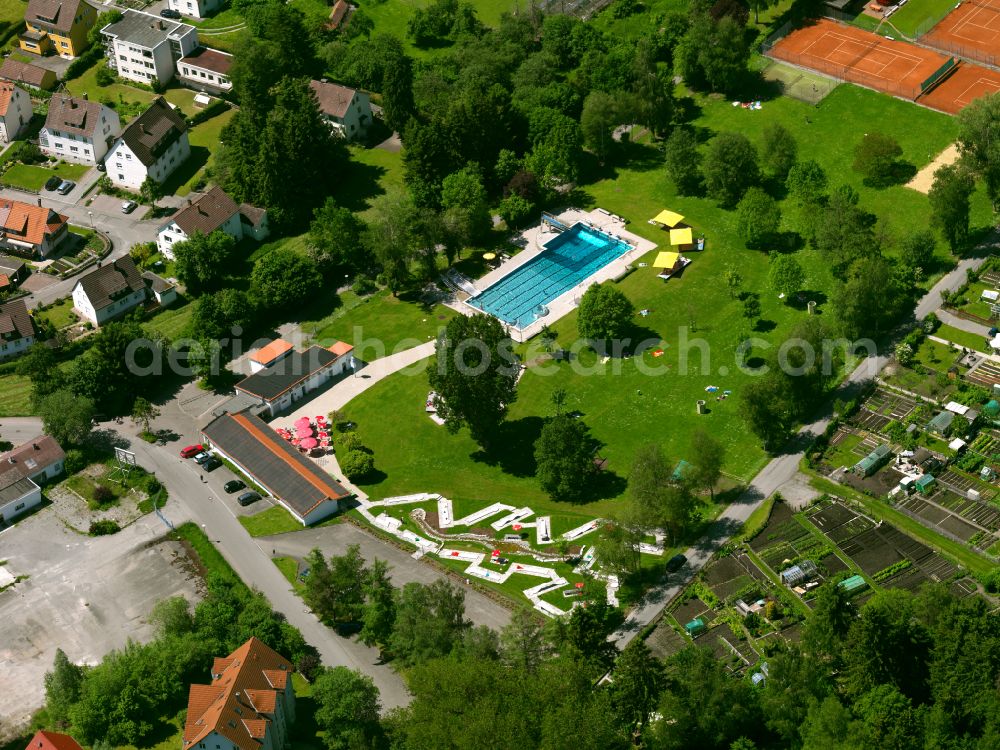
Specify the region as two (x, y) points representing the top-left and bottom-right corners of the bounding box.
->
(0, 416), (44, 447)
(116, 420), (412, 710)
(936, 308), (991, 337)
(612, 245), (997, 646)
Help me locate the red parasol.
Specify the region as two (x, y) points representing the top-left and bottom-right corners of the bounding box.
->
(512, 524), (522, 531)
(575, 582), (585, 589)
(296, 427), (313, 438)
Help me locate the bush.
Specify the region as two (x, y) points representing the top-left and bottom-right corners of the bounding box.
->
(498, 194), (532, 229)
(338, 432), (362, 452)
(92, 485), (115, 505)
(351, 276), (377, 296)
(64, 449), (87, 475)
(95, 66), (116, 86)
(187, 98), (230, 127)
(89, 519), (120, 536)
(64, 47), (104, 81)
(340, 449), (375, 480)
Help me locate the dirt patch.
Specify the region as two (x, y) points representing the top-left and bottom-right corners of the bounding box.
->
(907, 144), (959, 194)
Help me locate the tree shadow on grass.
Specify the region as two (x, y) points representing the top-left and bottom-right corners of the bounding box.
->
(616, 139), (664, 172)
(861, 161), (917, 189)
(160, 145), (209, 196)
(471, 415), (544, 477)
(754, 319), (777, 333)
(334, 158), (390, 213)
(355, 468), (389, 490)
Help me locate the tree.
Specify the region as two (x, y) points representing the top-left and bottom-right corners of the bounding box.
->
(742, 374), (793, 452)
(577, 282), (635, 344)
(308, 198), (370, 276)
(724, 265), (743, 299)
(786, 159), (828, 239)
(957, 92), (1000, 208)
(611, 639), (664, 732)
(929, 163), (975, 253)
(768, 254), (806, 300)
(390, 579), (470, 667)
(627, 444), (696, 542)
(535, 414), (597, 500)
(362, 190), (420, 295)
(340, 449), (375, 480)
(19, 342), (63, 402)
(761, 122), (797, 180)
(742, 293), (761, 327)
(192, 289), (255, 342)
(581, 90), (622, 164)
(130, 396), (160, 434)
(689, 429), (725, 500)
(498, 193), (533, 228)
(802, 582), (855, 665)
(138, 176), (162, 205)
(899, 230), (936, 277)
(440, 164), (491, 245)
(499, 608), (548, 673)
(676, 15), (750, 96)
(312, 667), (382, 750)
(852, 132), (904, 186)
(39, 388), (95, 446)
(428, 313), (518, 451)
(44, 648), (84, 726)
(747, 0), (776, 23)
(250, 247), (323, 311)
(360, 559), (396, 651)
(832, 255), (907, 339)
(735, 187), (781, 248)
(595, 517), (643, 576)
(704, 132), (760, 207)
(172, 231), (236, 296)
(148, 596), (194, 638)
(664, 126), (702, 196)
(381, 48), (414, 133)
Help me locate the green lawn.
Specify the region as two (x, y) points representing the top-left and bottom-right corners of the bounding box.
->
(0, 0), (30, 29)
(339, 144), (406, 219)
(0, 372), (32, 416)
(65, 62), (157, 112)
(35, 297), (77, 330)
(886, 0), (958, 37)
(272, 555), (302, 587)
(362, 0), (519, 57)
(169, 107), (235, 197)
(2, 161), (89, 190)
(194, 6), (245, 29)
(936, 323), (990, 353)
(198, 30), (249, 53)
(238, 504), (305, 537)
(144, 296), (194, 342)
(171, 521), (241, 582)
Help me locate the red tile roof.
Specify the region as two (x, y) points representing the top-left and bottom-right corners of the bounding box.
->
(249, 338), (292, 366)
(184, 637), (294, 750)
(328, 340), (353, 357)
(0, 83), (20, 117)
(0, 198), (67, 248)
(25, 731), (84, 750)
(326, 0), (350, 29)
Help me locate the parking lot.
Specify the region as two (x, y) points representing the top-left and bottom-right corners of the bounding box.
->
(0, 507), (202, 737)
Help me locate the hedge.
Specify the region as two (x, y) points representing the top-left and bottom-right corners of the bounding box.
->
(188, 98), (230, 127)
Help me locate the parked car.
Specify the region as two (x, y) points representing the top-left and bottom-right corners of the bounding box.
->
(237, 490), (260, 506)
(224, 479), (246, 493)
(44, 175), (61, 191)
(180, 444), (204, 458)
(96, 162), (106, 172)
(193, 452), (211, 464)
(121, 200), (137, 214)
(666, 553), (687, 573)
(56, 180), (74, 195)
(203, 456), (222, 471)
(160, 8), (181, 18)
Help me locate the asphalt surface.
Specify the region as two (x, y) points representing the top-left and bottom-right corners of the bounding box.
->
(0, 416), (46, 447)
(611, 244), (997, 646)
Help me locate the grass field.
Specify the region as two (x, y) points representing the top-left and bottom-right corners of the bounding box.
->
(239, 504), (304, 537)
(886, 0), (958, 37)
(65, 63), (157, 112)
(936, 323), (990, 353)
(362, 0), (519, 57)
(2, 161), (89, 190)
(0, 372), (32, 416)
(35, 296), (77, 330)
(144, 296), (195, 342)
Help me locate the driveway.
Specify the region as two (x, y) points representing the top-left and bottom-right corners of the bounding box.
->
(0, 416), (44, 447)
(0, 509), (203, 737)
(262, 524), (512, 632)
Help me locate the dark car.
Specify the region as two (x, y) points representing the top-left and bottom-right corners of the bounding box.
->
(237, 491), (261, 506)
(160, 8), (182, 18)
(666, 553), (687, 573)
(224, 479), (246, 494)
(96, 162), (106, 172)
(202, 456), (222, 471)
(44, 175), (61, 191)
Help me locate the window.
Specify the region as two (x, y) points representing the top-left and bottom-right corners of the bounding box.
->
(119, 54), (126, 60)
(69, 146), (78, 152)
(117, 173), (124, 180)
(60, 40), (67, 47)
(125, 153), (131, 160)
(115, 162), (122, 169)
(14, 503), (24, 511)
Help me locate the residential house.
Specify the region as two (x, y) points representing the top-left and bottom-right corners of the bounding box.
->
(0, 298), (36, 360)
(20, 0), (97, 59)
(325, 0), (352, 31)
(0, 59), (57, 90)
(0, 198), (69, 259)
(1, 435), (66, 483)
(23, 731), (85, 750)
(0, 84), (32, 143)
(248, 339), (292, 374)
(308, 79), (371, 141)
(238, 202), (269, 242)
(101, 10), (198, 86)
(177, 46), (232, 93)
(168, 0), (222, 21)
(201, 411), (350, 524)
(0, 471), (39, 525)
(156, 185), (268, 259)
(233, 344), (353, 417)
(141, 270), (177, 307)
(0, 254), (28, 291)
(40, 93), (120, 166)
(183, 637), (297, 750)
(71, 255), (147, 325)
(106, 97), (190, 189)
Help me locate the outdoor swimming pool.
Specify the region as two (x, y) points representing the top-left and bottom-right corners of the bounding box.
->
(467, 223), (632, 328)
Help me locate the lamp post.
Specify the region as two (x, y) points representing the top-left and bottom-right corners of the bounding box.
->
(87, 210), (93, 229)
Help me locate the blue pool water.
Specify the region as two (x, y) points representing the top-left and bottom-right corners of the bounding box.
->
(468, 223), (631, 327)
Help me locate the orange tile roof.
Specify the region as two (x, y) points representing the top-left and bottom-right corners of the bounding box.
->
(25, 731), (84, 750)
(249, 338), (292, 365)
(328, 340), (354, 357)
(184, 637), (294, 750)
(0, 83), (19, 117)
(0, 198), (67, 248)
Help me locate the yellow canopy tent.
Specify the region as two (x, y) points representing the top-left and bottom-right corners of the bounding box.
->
(669, 227), (693, 246)
(652, 210), (684, 227)
(652, 251), (680, 268)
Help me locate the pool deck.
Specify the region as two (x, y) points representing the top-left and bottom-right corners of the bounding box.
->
(454, 208), (658, 342)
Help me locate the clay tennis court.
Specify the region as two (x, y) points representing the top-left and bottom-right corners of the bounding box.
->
(923, 0), (1000, 67)
(919, 60), (1000, 112)
(769, 18), (951, 100)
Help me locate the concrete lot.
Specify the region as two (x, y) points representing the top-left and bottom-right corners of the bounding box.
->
(263, 523), (513, 633)
(0, 508), (202, 738)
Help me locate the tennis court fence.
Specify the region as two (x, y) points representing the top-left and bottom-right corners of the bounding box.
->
(918, 36), (998, 68)
(765, 47), (923, 99)
(761, 20), (794, 53)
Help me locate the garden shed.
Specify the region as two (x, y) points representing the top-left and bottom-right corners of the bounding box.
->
(684, 617), (707, 637)
(838, 575), (867, 594)
(780, 559), (818, 586)
(853, 444), (890, 476)
(928, 411), (955, 435)
(916, 474), (936, 493)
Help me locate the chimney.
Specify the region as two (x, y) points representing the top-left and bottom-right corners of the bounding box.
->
(36, 198), (41, 207)
(32, 443), (38, 450)
(82, 92), (88, 101)
(69, 100), (77, 109)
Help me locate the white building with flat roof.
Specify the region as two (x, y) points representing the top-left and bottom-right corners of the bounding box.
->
(101, 9), (198, 86)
